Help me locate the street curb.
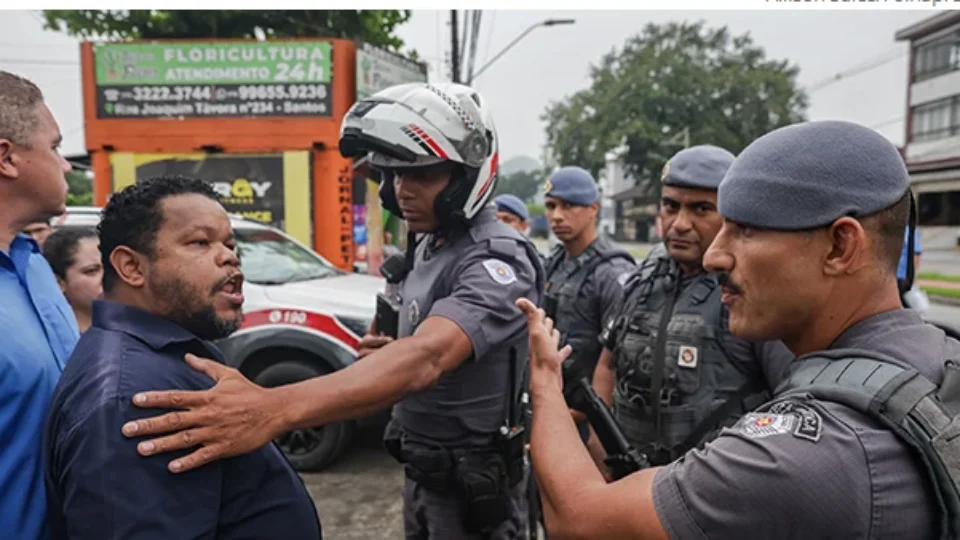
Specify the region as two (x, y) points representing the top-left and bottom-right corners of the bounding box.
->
(930, 295), (960, 308)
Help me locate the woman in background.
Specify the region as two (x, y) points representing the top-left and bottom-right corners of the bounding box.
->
(43, 229), (102, 333)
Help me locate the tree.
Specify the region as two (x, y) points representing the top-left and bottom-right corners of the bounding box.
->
(542, 20), (808, 202)
(65, 170), (93, 207)
(494, 169), (543, 203)
(42, 10), (415, 56)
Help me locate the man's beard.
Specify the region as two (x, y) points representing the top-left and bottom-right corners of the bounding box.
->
(149, 273), (243, 341)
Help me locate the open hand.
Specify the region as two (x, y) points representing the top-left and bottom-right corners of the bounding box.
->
(516, 298), (572, 391)
(120, 353), (286, 473)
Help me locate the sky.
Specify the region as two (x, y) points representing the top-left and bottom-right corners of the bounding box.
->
(0, 9), (931, 163)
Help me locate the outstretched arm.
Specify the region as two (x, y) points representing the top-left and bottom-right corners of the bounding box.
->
(518, 299), (668, 540)
(122, 316), (472, 472)
(122, 247), (538, 473)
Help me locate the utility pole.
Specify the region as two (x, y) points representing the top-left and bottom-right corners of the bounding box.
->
(450, 10), (461, 83)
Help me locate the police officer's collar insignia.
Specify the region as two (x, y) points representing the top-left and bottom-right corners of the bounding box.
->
(482, 259), (517, 285)
(677, 345), (698, 368)
(660, 160), (670, 183)
(409, 299), (420, 327)
(543, 180), (552, 193)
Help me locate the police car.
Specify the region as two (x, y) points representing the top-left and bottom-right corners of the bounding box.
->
(53, 207), (386, 471)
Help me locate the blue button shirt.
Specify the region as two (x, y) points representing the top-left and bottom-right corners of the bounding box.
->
(897, 228), (922, 281)
(44, 301), (322, 539)
(0, 233), (79, 540)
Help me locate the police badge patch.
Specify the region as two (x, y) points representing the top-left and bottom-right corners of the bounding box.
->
(737, 413), (796, 438)
(617, 271), (631, 287)
(768, 401), (823, 442)
(736, 401), (823, 443)
(677, 345), (698, 368)
(482, 259), (517, 285)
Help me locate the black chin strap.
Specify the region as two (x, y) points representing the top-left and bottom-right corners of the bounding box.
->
(405, 230), (418, 274)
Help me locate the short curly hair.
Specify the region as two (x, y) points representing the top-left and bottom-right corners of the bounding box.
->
(43, 228), (98, 280)
(99, 175), (220, 293)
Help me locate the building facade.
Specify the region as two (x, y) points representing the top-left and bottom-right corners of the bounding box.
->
(896, 12), (960, 249)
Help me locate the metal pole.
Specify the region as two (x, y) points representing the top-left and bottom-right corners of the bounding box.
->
(451, 10), (461, 83)
(470, 18), (575, 84)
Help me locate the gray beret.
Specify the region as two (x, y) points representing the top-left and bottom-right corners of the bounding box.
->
(544, 166), (600, 205)
(494, 194), (529, 221)
(719, 120), (910, 230)
(661, 145), (735, 191)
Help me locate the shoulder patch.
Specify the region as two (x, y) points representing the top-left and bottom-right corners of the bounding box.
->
(736, 413), (797, 439)
(482, 259), (517, 285)
(768, 400), (823, 442)
(735, 401), (823, 443)
(617, 271), (631, 287)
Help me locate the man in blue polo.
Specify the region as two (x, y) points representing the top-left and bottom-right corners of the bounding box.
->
(0, 70), (78, 540)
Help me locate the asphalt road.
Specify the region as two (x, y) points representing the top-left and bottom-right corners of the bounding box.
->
(300, 425), (404, 539)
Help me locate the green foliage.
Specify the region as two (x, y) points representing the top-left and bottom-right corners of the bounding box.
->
(526, 203), (545, 218)
(493, 169), (543, 203)
(542, 20), (808, 201)
(42, 10), (413, 53)
(65, 170), (93, 207)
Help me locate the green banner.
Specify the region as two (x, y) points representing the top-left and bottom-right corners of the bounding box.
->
(94, 41), (332, 85)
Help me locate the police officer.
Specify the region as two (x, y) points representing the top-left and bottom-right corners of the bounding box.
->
(541, 166), (635, 389)
(593, 145), (791, 466)
(118, 82), (543, 539)
(494, 194), (531, 235)
(517, 120), (960, 539)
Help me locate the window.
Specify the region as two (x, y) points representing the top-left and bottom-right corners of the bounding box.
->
(234, 227), (340, 285)
(914, 33), (960, 81)
(910, 96), (959, 143)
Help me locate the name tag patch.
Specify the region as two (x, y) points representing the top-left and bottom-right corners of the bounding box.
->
(482, 259), (517, 285)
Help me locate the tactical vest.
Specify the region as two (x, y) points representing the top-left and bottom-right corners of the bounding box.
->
(392, 212), (544, 447)
(777, 350), (960, 540)
(610, 254), (768, 464)
(544, 237), (634, 382)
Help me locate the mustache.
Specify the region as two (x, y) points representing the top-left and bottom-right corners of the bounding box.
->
(717, 272), (743, 295)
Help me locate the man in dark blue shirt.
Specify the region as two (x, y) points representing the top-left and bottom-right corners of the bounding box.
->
(44, 175), (321, 539)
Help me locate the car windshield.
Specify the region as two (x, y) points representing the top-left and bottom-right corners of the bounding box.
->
(235, 227), (340, 285)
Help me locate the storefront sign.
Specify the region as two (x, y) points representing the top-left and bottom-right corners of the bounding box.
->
(355, 43), (427, 100)
(93, 41), (333, 118)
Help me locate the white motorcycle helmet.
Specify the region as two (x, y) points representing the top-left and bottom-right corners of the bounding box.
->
(339, 82), (500, 230)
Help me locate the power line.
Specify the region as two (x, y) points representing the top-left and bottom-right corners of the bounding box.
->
(806, 48), (907, 93)
(0, 58), (77, 66)
(481, 11), (497, 69)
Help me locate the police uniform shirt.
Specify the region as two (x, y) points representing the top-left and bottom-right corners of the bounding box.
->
(392, 207), (541, 446)
(651, 308), (957, 539)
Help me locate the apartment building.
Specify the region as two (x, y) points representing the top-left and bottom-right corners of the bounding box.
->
(896, 12), (960, 247)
